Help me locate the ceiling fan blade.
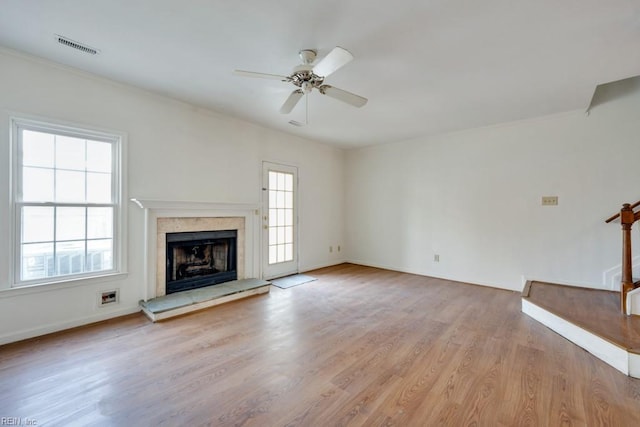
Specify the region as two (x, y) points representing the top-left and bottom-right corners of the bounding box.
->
(233, 70), (289, 81)
(319, 85), (368, 108)
(312, 46), (354, 77)
(280, 90), (304, 114)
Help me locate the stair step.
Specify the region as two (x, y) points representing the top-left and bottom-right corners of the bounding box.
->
(522, 280), (640, 378)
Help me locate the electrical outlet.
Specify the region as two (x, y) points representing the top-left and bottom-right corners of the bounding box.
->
(99, 289), (119, 306)
(434, 254), (440, 262)
(541, 196), (558, 206)
(337, 245), (341, 252)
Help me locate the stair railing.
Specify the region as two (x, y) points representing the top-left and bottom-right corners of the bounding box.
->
(606, 200), (640, 314)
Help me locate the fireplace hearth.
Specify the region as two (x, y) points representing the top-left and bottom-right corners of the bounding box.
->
(166, 230), (237, 294)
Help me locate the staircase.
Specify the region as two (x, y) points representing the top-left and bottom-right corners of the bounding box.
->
(605, 200), (640, 314)
(521, 200), (640, 378)
(522, 281), (640, 378)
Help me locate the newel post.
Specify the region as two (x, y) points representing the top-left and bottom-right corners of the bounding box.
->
(620, 203), (635, 314)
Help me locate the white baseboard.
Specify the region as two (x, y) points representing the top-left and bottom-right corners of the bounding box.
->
(299, 260), (347, 273)
(522, 298), (639, 378)
(0, 305), (141, 345)
(343, 259), (519, 292)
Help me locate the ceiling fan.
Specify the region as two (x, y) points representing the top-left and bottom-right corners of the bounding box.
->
(234, 46), (368, 125)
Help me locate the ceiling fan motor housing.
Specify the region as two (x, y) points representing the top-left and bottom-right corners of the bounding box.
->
(290, 64), (324, 91)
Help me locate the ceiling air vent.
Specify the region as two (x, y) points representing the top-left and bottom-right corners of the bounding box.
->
(55, 34), (100, 55)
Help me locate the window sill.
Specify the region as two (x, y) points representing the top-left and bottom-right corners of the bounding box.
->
(0, 272), (129, 299)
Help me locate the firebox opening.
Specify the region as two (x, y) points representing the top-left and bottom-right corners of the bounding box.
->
(166, 230), (237, 294)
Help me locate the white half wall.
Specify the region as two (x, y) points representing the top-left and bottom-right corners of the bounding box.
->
(0, 49), (345, 344)
(345, 86), (640, 291)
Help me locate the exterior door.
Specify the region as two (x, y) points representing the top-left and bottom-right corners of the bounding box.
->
(262, 162), (298, 279)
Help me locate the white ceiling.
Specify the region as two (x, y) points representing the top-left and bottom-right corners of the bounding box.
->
(1, 1), (639, 148)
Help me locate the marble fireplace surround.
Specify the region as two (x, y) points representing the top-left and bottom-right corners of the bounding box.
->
(131, 199), (261, 300)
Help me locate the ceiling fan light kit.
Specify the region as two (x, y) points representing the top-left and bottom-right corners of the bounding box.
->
(234, 46), (368, 124)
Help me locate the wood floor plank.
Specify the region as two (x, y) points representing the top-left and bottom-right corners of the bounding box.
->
(1, 264), (639, 426)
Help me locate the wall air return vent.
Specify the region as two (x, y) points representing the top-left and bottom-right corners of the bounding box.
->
(55, 34), (100, 55)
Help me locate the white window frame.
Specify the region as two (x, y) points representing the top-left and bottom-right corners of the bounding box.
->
(10, 116), (127, 288)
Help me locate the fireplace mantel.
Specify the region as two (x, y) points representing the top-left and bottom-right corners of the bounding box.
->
(131, 199), (259, 212)
(131, 199), (261, 300)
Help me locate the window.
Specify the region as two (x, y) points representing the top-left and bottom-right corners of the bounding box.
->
(11, 117), (123, 287)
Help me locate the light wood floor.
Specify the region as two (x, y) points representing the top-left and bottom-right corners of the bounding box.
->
(1, 264), (639, 426)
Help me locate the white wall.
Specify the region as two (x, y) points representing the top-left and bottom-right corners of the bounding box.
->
(345, 84), (640, 291)
(0, 49), (345, 344)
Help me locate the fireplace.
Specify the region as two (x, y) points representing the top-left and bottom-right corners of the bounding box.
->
(166, 230), (237, 294)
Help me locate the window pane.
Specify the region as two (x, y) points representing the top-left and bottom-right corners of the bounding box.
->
(285, 243), (293, 261)
(277, 244), (285, 263)
(22, 167), (54, 202)
(87, 207), (113, 239)
(55, 240), (85, 276)
(22, 130), (54, 167)
(269, 171), (278, 190)
(269, 227), (277, 246)
(277, 173), (285, 191)
(87, 239), (113, 271)
(55, 135), (86, 171)
(55, 170), (85, 202)
(277, 226), (285, 245)
(22, 206), (54, 243)
(269, 209), (277, 227)
(285, 174), (293, 191)
(284, 226), (293, 243)
(57, 207), (86, 241)
(276, 191), (284, 208)
(269, 245), (277, 264)
(86, 140), (112, 172)
(285, 192), (293, 209)
(277, 209), (285, 226)
(269, 190), (276, 207)
(21, 242), (54, 281)
(284, 209), (293, 226)
(86, 172), (111, 203)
